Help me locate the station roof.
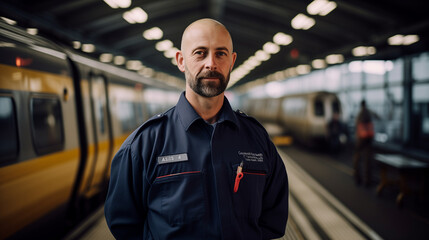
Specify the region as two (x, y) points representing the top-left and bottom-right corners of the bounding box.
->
(1, 0), (428, 89)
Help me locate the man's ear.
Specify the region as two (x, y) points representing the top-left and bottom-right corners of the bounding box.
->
(176, 51), (185, 72)
(230, 52), (237, 71)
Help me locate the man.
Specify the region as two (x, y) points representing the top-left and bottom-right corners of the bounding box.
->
(105, 18), (288, 240)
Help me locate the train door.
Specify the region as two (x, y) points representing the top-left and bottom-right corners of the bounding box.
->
(83, 73), (113, 198)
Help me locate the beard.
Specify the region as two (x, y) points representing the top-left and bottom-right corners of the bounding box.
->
(186, 67), (230, 98)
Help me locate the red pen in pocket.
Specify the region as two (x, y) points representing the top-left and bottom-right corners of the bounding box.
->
(234, 161), (244, 193)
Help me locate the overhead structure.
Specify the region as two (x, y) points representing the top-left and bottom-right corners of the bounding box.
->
(1, 0), (428, 89)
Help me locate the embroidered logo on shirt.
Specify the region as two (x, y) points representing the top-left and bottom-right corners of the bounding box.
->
(238, 151), (264, 162)
(157, 153), (189, 164)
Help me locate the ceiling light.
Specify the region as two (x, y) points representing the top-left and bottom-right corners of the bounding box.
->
(296, 64), (311, 74)
(114, 56), (126, 65)
(27, 28), (38, 35)
(143, 27), (163, 40)
(164, 48), (178, 58)
(255, 50), (270, 61)
(284, 67), (298, 77)
(352, 46), (367, 57)
(273, 32), (293, 46)
(100, 53), (113, 62)
(243, 63), (256, 71)
(263, 42), (280, 54)
(312, 59), (326, 69)
(123, 7), (148, 24)
(245, 57), (261, 67)
(82, 44), (95, 53)
(388, 34), (420, 46)
(352, 46), (376, 56)
(291, 14), (315, 30)
(367, 46), (376, 55)
(155, 40), (173, 51)
(103, 0), (131, 9)
(126, 60), (142, 70)
(72, 41), (81, 49)
(403, 35), (419, 45)
(388, 34), (403, 45)
(307, 0), (337, 16)
(325, 54), (344, 64)
(138, 67), (154, 77)
(1, 17), (17, 25)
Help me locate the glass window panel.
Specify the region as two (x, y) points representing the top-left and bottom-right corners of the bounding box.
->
(0, 96), (18, 162)
(413, 52), (429, 81)
(413, 84), (429, 102)
(325, 66), (341, 91)
(387, 58), (403, 83)
(411, 82), (429, 149)
(308, 70), (324, 91)
(364, 61), (386, 87)
(31, 96), (64, 155)
(347, 72), (362, 89)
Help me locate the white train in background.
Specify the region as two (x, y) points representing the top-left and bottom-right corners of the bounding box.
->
(241, 91), (348, 148)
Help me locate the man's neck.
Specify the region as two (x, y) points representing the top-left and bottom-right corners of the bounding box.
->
(185, 89), (224, 124)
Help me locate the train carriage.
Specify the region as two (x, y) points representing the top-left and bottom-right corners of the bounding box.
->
(242, 91), (345, 148)
(0, 21), (180, 239)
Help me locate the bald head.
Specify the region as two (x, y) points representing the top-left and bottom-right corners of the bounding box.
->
(180, 18), (234, 53)
(176, 18), (237, 99)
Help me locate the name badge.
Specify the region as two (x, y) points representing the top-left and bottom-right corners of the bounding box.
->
(157, 153), (188, 164)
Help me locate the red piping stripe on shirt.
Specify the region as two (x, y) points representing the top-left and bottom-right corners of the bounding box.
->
(243, 172), (266, 176)
(156, 171), (201, 179)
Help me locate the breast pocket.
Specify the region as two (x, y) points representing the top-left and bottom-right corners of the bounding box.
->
(232, 163), (267, 219)
(149, 171), (206, 225)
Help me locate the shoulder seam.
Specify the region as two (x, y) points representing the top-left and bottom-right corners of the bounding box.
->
(234, 109), (266, 131)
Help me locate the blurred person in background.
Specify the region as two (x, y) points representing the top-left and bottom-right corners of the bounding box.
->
(353, 100), (375, 187)
(104, 18), (289, 240)
(326, 111), (347, 153)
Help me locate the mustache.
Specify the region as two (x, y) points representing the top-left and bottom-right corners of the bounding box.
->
(197, 70), (225, 80)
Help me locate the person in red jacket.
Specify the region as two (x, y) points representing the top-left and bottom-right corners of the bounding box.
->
(353, 100), (374, 186)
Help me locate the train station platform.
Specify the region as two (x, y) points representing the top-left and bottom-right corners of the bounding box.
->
(62, 148), (382, 240)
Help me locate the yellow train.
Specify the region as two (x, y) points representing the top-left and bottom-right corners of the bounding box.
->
(0, 21), (180, 239)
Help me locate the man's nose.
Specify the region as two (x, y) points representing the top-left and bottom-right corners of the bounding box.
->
(205, 53), (217, 70)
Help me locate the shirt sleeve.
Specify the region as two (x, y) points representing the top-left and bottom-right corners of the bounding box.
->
(104, 143), (147, 240)
(259, 140), (289, 239)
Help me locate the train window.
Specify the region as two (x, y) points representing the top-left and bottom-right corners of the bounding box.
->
(332, 101), (340, 114)
(0, 96), (18, 162)
(95, 100), (106, 134)
(314, 99), (324, 117)
(30, 96), (64, 155)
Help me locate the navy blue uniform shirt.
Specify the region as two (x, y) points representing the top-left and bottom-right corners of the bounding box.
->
(105, 92), (288, 240)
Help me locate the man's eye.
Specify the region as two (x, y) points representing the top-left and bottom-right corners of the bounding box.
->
(217, 52), (227, 57)
(195, 51), (205, 55)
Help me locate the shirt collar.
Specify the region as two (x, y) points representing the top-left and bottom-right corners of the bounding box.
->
(176, 92), (239, 131)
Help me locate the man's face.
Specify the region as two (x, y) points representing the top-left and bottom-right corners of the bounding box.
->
(177, 21), (237, 98)
(184, 63), (230, 98)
